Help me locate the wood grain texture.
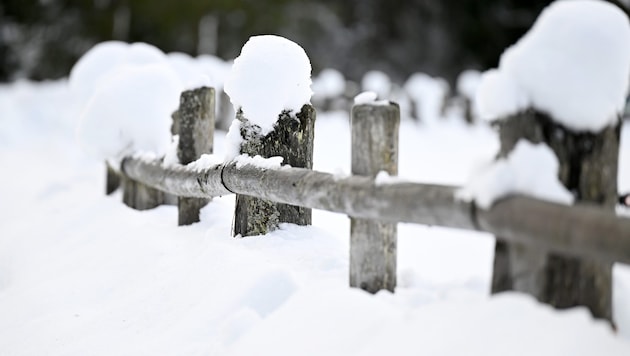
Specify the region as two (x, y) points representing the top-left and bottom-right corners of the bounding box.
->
(349, 103), (400, 293)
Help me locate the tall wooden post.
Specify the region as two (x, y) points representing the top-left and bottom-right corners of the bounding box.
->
(350, 102), (400, 293)
(177, 87), (215, 225)
(232, 104), (315, 237)
(491, 109), (619, 323)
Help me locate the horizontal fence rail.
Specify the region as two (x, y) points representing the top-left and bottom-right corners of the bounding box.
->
(122, 156), (630, 265)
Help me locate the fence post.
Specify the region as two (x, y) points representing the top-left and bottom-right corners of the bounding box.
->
(122, 174), (164, 210)
(350, 102), (400, 293)
(177, 86), (215, 225)
(491, 110), (619, 323)
(106, 161), (120, 195)
(232, 104), (315, 237)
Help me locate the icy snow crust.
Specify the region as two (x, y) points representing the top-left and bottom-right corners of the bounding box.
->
(457, 139), (574, 209)
(475, 0), (630, 132)
(224, 35), (313, 135)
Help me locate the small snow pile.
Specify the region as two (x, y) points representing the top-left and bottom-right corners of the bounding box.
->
(475, 0), (630, 132)
(224, 35), (312, 135)
(457, 139), (574, 209)
(361, 70), (391, 99)
(404, 73), (449, 124)
(312, 68), (346, 100)
(457, 70), (482, 101)
(353, 91), (378, 105)
(234, 155), (284, 169)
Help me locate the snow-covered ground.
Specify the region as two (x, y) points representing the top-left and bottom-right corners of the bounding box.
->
(1, 79), (630, 355)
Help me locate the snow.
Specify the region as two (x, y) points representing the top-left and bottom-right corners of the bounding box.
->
(312, 68), (345, 99)
(457, 69), (482, 100)
(374, 171), (407, 185)
(224, 35), (313, 135)
(2, 72), (630, 354)
(76, 62), (183, 163)
(167, 52), (212, 90)
(475, 0), (630, 132)
(234, 154), (284, 169)
(404, 72), (449, 124)
(224, 119), (243, 160)
(457, 139), (574, 209)
(353, 91), (378, 104)
(69, 41), (167, 106)
(361, 70), (391, 99)
(187, 153), (224, 172)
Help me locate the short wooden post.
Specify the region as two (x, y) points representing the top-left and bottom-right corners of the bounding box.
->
(106, 161), (121, 195)
(232, 104), (315, 237)
(491, 110), (619, 323)
(177, 86), (215, 225)
(350, 102), (400, 293)
(122, 175), (164, 210)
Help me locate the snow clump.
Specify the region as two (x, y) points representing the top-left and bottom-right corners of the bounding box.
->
(457, 139), (574, 209)
(224, 35), (313, 135)
(475, 0), (630, 132)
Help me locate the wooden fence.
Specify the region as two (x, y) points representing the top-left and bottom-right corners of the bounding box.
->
(115, 86), (630, 321)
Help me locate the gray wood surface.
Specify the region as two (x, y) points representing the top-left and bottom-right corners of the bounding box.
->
(176, 87), (215, 225)
(122, 156), (630, 265)
(349, 103), (400, 293)
(232, 104), (315, 237)
(491, 109), (619, 322)
(106, 161), (120, 195)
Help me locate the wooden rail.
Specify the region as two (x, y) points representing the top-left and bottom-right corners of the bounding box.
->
(121, 156), (630, 265)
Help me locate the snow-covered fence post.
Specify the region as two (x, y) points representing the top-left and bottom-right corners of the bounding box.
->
(223, 35), (316, 237)
(231, 105), (315, 236)
(491, 111), (619, 322)
(350, 101), (400, 293)
(475, 1), (630, 324)
(177, 86), (215, 225)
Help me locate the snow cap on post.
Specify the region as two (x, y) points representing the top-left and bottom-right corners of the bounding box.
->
(224, 35), (313, 135)
(475, 0), (630, 132)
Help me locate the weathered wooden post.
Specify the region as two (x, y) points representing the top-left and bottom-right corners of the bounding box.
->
(350, 102), (400, 293)
(106, 161), (121, 195)
(491, 110), (619, 322)
(177, 86), (215, 225)
(232, 105), (315, 237)
(122, 174), (164, 210)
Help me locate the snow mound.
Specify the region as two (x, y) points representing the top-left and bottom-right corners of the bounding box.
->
(457, 69), (482, 100)
(312, 68), (346, 100)
(353, 91), (378, 105)
(361, 70), (391, 99)
(69, 41), (167, 106)
(77, 63), (183, 163)
(167, 52), (212, 90)
(404, 73), (449, 124)
(457, 139), (574, 209)
(475, 0), (630, 132)
(224, 35), (312, 135)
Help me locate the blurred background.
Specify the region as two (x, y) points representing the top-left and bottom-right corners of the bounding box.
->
(1, 0), (629, 84)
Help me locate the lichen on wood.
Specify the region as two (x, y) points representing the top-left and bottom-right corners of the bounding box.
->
(232, 104), (315, 237)
(491, 109), (619, 322)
